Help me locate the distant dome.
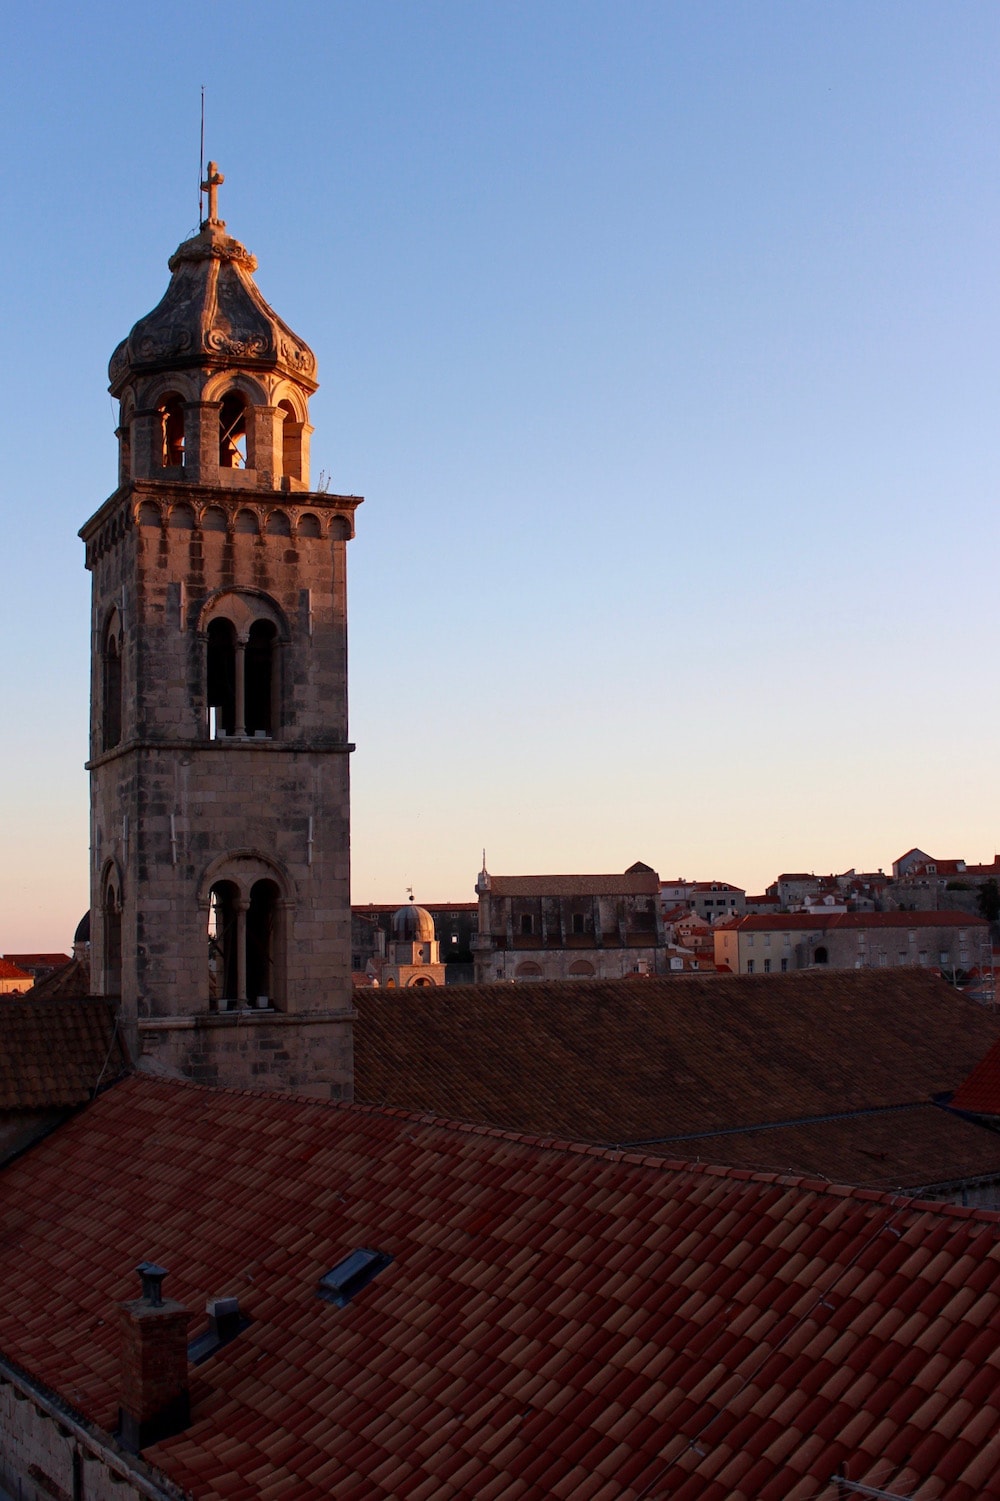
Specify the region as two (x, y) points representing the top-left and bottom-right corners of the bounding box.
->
(74, 910), (91, 944)
(392, 904), (435, 943)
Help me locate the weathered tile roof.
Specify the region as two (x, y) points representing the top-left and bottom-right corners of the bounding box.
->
(951, 1037), (1000, 1115)
(735, 910), (985, 931)
(3, 952), (72, 970)
(0, 997), (128, 1109)
(4, 1074), (1000, 1499)
(0, 958), (32, 983)
(644, 1103), (1000, 1192)
(353, 972), (1000, 1170)
(25, 956), (91, 1001)
(487, 873), (660, 897)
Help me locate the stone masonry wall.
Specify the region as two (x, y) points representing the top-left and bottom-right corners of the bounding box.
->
(83, 482), (357, 1092)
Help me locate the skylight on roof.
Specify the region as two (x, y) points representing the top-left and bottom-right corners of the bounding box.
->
(318, 1248), (393, 1307)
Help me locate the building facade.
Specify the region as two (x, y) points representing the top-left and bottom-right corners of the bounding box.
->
(82, 169), (357, 1094)
(715, 910), (989, 977)
(473, 864), (668, 982)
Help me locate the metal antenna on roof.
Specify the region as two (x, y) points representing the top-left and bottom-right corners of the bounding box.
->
(198, 87), (206, 226)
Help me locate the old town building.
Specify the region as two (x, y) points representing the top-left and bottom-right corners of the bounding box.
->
(714, 909), (990, 978)
(81, 167), (357, 1094)
(472, 862), (668, 982)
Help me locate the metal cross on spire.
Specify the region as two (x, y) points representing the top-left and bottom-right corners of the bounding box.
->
(201, 161), (225, 226)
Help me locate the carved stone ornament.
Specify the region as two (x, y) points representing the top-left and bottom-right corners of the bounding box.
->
(108, 223), (317, 396)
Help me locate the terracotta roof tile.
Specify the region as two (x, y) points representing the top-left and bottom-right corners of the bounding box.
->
(354, 972), (1000, 1190)
(0, 996), (129, 1108)
(3, 1077), (1000, 1498)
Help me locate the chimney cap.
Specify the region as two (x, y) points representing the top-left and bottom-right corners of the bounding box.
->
(136, 1261), (168, 1306)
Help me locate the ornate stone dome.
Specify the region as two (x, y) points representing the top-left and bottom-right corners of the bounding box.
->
(392, 904), (436, 943)
(108, 220), (317, 397)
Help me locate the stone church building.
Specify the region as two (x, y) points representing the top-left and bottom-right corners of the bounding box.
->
(82, 165), (358, 1095)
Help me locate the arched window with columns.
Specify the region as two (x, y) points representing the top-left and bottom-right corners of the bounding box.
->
(201, 591), (286, 740)
(202, 852), (291, 1010)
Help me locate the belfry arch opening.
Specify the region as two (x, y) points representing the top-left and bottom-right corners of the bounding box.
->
(247, 880), (279, 1003)
(102, 616), (123, 752)
(205, 608), (280, 739)
(158, 395), (185, 468)
(219, 392), (248, 469)
(278, 400), (304, 482)
(206, 618), (237, 737)
(208, 881), (239, 1005)
(206, 873), (283, 1009)
(245, 620), (277, 736)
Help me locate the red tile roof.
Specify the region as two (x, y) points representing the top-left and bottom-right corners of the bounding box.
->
(487, 873), (659, 897)
(353, 973), (1000, 1187)
(0, 997), (129, 1109)
(0, 958), (32, 982)
(652, 1103), (1000, 1192)
(3, 952), (72, 969)
(26, 957), (91, 1001)
(951, 1037), (1000, 1115)
(4, 1075), (1000, 1500)
(734, 910), (985, 932)
(352, 903), (478, 914)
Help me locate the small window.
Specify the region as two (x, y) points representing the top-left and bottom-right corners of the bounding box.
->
(746, 960), (754, 974)
(780, 958), (788, 972)
(219, 392), (248, 469)
(521, 913), (533, 936)
(318, 1249), (392, 1307)
(814, 946), (829, 965)
(572, 912), (585, 935)
(763, 958), (771, 973)
(159, 395), (185, 468)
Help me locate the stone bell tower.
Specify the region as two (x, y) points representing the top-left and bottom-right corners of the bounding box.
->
(81, 166), (359, 1095)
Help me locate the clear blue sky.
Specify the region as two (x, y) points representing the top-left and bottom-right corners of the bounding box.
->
(2, 2), (998, 950)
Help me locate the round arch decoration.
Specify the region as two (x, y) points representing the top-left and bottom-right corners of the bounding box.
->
(198, 587), (290, 643)
(99, 856), (126, 909)
(197, 848), (296, 909)
(200, 370), (270, 408)
(138, 372), (201, 410)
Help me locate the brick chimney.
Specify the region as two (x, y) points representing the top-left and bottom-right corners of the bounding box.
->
(118, 1262), (192, 1452)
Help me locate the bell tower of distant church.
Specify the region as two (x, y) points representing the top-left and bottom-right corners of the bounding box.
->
(81, 166), (359, 1095)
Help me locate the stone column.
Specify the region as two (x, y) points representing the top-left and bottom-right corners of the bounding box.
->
(188, 401), (221, 485)
(236, 900), (249, 1004)
(234, 642), (246, 737)
(131, 409), (159, 478)
(251, 405), (281, 487)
